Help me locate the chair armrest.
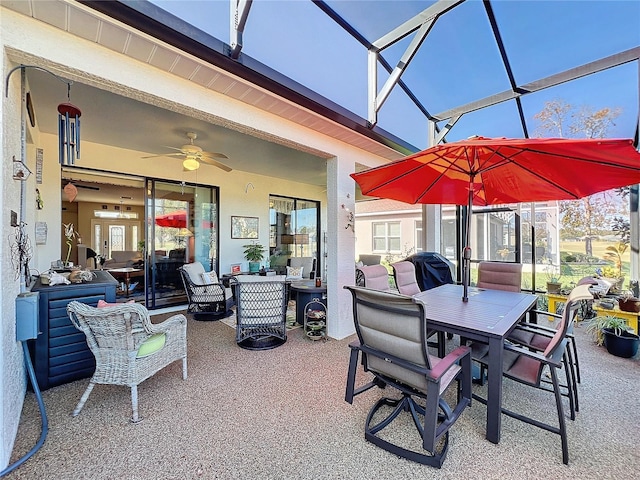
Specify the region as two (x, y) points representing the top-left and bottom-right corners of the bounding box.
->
(427, 345), (471, 381)
(149, 313), (187, 334)
(532, 309), (561, 320)
(514, 322), (556, 336)
(516, 321), (574, 339)
(504, 341), (563, 367)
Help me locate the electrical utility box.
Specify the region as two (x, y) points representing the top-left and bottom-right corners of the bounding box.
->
(16, 292), (39, 341)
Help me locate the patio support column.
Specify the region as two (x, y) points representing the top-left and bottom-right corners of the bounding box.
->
(326, 155), (356, 339)
(424, 120), (440, 253)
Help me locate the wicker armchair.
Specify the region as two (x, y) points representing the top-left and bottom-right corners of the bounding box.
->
(230, 275), (288, 350)
(179, 262), (234, 320)
(67, 301), (187, 422)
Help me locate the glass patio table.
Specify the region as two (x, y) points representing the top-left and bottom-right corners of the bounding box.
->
(413, 283), (538, 444)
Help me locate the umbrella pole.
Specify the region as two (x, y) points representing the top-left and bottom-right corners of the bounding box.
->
(462, 184), (473, 302)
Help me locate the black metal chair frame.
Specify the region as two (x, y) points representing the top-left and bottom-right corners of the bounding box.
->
(230, 277), (289, 350)
(179, 264), (234, 320)
(470, 284), (593, 465)
(344, 286), (472, 468)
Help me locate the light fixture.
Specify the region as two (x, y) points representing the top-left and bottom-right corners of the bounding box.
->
(294, 233), (309, 256)
(183, 156), (200, 171)
(280, 234), (294, 245)
(294, 233), (309, 244)
(177, 228), (193, 237)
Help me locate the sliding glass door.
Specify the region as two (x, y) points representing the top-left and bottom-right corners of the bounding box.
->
(146, 180), (219, 309)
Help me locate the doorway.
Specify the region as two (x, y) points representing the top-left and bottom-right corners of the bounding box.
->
(146, 179), (219, 309)
(61, 168), (219, 309)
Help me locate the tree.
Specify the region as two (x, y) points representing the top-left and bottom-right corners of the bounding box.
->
(611, 216), (630, 244)
(533, 99), (624, 255)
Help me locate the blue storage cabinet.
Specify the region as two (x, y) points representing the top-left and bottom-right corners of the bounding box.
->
(29, 271), (117, 390)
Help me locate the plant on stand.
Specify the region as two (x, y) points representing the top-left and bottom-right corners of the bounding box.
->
(543, 263), (562, 294)
(63, 223), (77, 267)
(243, 241), (266, 273)
(603, 240), (628, 293)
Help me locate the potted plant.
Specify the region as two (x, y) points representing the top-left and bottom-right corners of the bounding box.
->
(603, 241), (628, 293)
(62, 222), (77, 267)
(543, 264), (562, 294)
(243, 242), (266, 273)
(585, 315), (639, 358)
(617, 289), (640, 313)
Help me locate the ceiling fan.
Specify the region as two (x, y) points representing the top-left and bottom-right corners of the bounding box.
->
(142, 132), (232, 172)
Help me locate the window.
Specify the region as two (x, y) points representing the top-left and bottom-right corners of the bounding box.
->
(93, 210), (138, 219)
(415, 220), (423, 252)
(373, 222), (401, 253)
(269, 195), (320, 275)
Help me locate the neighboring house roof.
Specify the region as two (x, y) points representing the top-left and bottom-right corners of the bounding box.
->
(355, 198), (421, 215)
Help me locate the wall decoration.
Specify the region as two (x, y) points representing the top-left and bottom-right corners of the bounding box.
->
(36, 188), (43, 209)
(36, 148), (43, 184)
(63, 182), (78, 202)
(231, 216), (259, 239)
(35, 222), (47, 245)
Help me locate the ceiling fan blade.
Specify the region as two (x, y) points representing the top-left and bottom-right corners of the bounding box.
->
(201, 151), (228, 159)
(198, 157), (233, 172)
(161, 146), (186, 153)
(141, 153), (183, 159)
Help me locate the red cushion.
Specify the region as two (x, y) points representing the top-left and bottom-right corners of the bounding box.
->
(97, 299), (135, 308)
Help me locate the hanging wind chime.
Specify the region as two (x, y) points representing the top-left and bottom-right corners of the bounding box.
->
(57, 82), (81, 165)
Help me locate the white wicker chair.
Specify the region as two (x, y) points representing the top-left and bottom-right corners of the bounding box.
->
(67, 301), (187, 422)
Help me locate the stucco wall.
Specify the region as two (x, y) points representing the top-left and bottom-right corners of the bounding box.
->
(1, 56), (33, 469)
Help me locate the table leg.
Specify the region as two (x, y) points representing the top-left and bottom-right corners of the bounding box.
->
(486, 336), (504, 444)
(123, 274), (131, 298)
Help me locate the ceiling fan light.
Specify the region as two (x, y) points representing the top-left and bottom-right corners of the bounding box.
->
(183, 158), (200, 171)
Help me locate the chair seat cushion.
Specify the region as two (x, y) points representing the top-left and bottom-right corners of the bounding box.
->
(136, 333), (166, 358)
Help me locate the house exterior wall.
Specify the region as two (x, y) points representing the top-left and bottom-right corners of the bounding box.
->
(355, 208), (422, 263)
(0, 6), (395, 467)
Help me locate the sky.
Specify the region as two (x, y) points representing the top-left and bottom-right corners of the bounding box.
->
(150, 0), (640, 151)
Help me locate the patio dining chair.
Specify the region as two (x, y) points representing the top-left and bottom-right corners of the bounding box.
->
(66, 301), (187, 422)
(355, 264), (392, 291)
(344, 286), (472, 467)
(230, 275), (289, 350)
(391, 260), (421, 296)
(474, 261), (528, 382)
(391, 261), (446, 357)
(476, 261), (522, 292)
(504, 279), (596, 412)
(469, 284), (593, 465)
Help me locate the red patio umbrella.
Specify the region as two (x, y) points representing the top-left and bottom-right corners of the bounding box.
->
(155, 210), (187, 228)
(351, 136), (640, 301)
